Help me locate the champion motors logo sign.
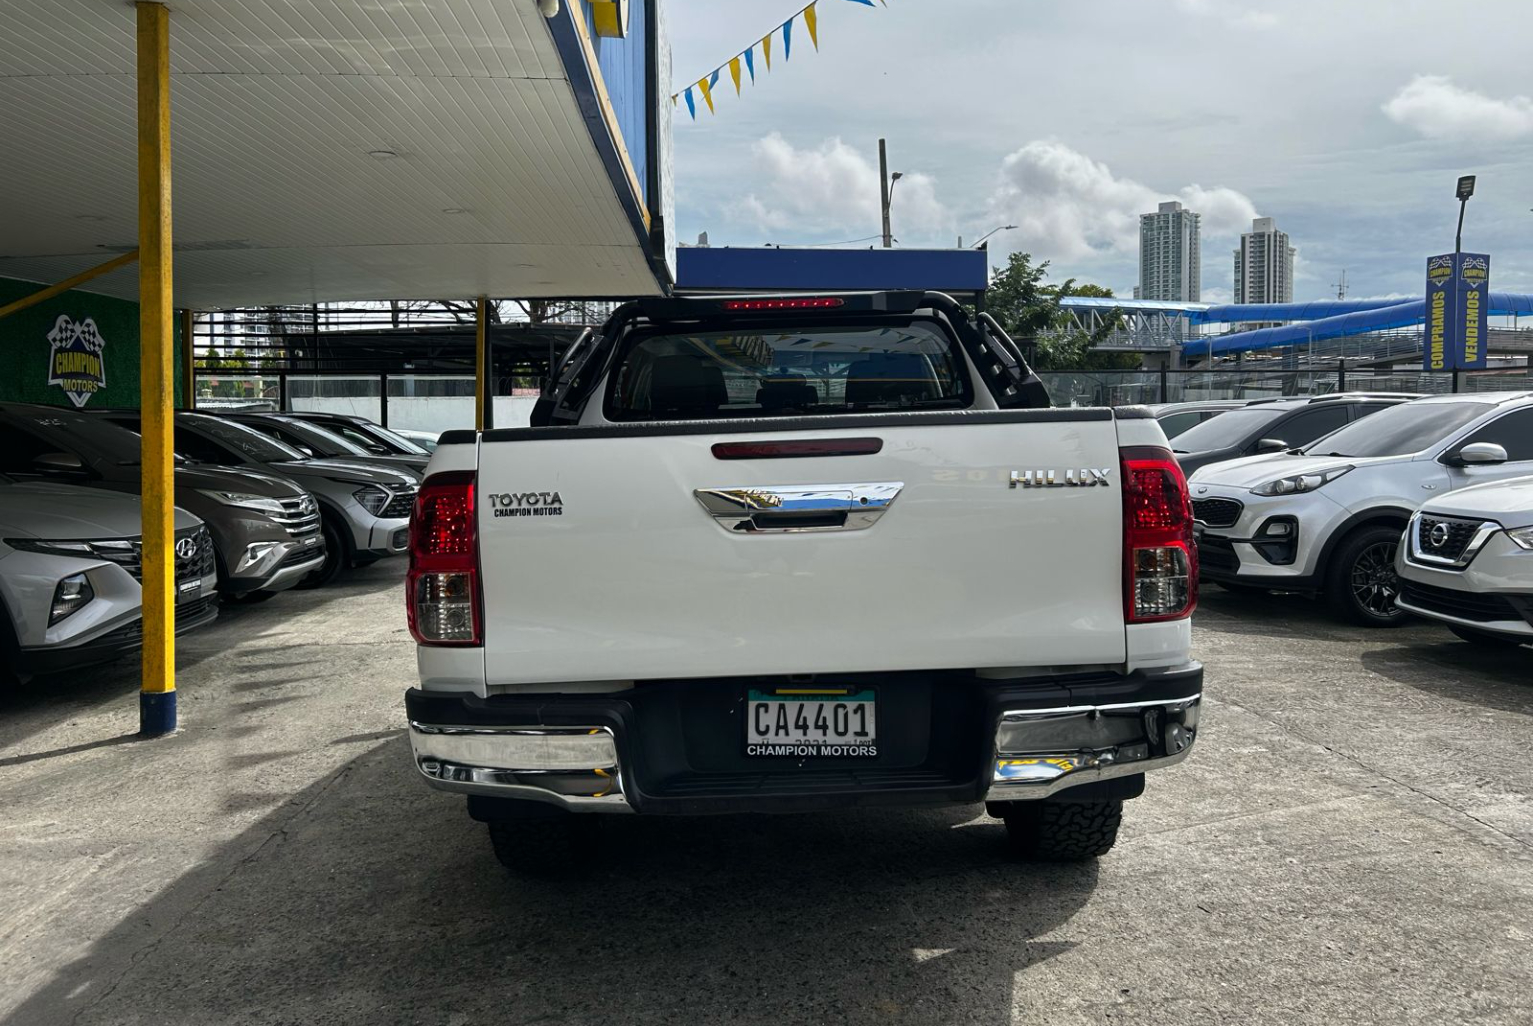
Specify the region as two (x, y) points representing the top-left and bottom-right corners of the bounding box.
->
(1426, 255), (1454, 287)
(46, 315), (107, 407)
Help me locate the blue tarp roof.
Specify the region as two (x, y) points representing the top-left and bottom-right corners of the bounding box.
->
(675, 246), (989, 293)
(1192, 293), (1533, 356)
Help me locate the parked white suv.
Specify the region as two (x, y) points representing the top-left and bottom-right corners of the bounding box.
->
(1188, 392), (1533, 625)
(1396, 475), (1533, 648)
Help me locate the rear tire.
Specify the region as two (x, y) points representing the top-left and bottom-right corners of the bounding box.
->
(297, 516), (349, 590)
(1325, 525), (1408, 627)
(1449, 625), (1528, 649)
(1002, 800), (1123, 862)
(487, 817), (601, 876)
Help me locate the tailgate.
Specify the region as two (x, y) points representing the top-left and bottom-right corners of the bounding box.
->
(476, 412), (1126, 685)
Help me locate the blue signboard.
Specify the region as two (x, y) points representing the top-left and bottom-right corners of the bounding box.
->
(1423, 254), (1454, 371)
(1458, 253), (1490, 370)
(1423, 252), (1491, 370)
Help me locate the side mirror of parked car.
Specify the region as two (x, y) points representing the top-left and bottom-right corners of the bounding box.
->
(1253, 438), (1288, 454)
(32, 451), (85, 473)
(1449, 441), (1509, 466)
(366, 444), (390, 455)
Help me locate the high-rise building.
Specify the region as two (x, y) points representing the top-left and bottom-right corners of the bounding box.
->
(1233, 217), (1295, 304)
(1137, 201), (1201, 303)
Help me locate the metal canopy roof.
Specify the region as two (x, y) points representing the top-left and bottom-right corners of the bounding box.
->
(0, 0), (664, 307)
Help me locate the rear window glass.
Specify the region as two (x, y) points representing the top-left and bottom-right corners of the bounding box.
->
(605, 322), (969, 421)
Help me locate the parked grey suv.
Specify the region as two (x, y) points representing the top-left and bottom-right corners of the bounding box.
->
(0, 403), (324, 598)
(280, 411), (434, 459)
(0, 477), (217, 687)
(94, 411), (416, 587)
(225, 412), (428, 479)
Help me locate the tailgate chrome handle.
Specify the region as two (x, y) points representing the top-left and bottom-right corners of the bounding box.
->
(694, 482), (903, 533)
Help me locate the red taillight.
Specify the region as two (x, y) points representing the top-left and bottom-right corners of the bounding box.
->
(720, 297), (845, 311)
(407, 470), (481, 646)
(1121, 446), (1197, 623)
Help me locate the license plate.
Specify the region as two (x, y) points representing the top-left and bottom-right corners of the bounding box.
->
(176, 579), (202, 603)
(745, 689), (878, 757)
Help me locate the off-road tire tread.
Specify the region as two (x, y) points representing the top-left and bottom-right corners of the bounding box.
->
(1004, 800), (1122, 862)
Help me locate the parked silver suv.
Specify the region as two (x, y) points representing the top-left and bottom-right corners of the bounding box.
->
(0, 477), (218, 687)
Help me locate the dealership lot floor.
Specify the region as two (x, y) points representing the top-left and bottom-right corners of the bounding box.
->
(2, 566), (1531, 1026)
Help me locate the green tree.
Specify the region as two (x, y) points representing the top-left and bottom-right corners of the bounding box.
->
(983, 253), (1139, 371)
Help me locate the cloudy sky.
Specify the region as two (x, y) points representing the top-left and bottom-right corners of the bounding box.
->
(664, 0), (1533, 302)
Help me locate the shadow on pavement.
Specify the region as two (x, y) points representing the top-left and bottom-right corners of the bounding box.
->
(0, 562), (405, 742)
(1361, 640), (1533, 716)
(8, 736), (1100, 1026)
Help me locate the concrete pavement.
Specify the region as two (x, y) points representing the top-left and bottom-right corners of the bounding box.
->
(1, 566), (1530, 1025)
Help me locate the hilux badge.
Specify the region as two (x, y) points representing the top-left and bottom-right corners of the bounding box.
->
(1009, 469), (1112, 489)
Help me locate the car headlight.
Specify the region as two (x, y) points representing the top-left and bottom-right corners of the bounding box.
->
(1508, 526), (1533, 551)
(1251, 466), (1353, 497)
(50, 573), (95, 625)
(353, 484), (390, 515)
(197, 489), (287, 516)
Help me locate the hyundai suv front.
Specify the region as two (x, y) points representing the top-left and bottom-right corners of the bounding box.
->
(93, 411), (417, 588)
(0, 477), (217, 686)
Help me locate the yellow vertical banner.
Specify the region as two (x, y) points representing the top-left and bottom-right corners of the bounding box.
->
(805, 3), (819, 50)
(762, 33), (772, 70)
(728, 56), (742, 95)
(697, 76), (715, 113)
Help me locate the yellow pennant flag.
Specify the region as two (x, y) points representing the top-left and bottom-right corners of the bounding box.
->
(762, 32), (772, 70)
(728, 56), (742, 95)
(805, 3), (819, 50)
(697, 76), (715, 114)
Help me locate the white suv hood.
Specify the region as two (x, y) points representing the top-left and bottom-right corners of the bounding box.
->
(0, 481), (199, 539)
(1189, 453), (1363, 490)
(1422, 474), (1533, 529)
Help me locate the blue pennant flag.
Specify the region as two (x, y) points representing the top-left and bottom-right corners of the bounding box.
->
(743, 46), (755, 81)
(844, 0), (876, 5)
(709, 68), (719, 88)
(683, 86), (696, 119)
(783, 17), (793, 59)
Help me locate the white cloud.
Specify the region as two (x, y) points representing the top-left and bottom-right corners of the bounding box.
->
(985, 140), (1258, 262)
(1174, 0), (1278, 29)
(1382, 75), (1533, 140)
(741, 133), (950, 242)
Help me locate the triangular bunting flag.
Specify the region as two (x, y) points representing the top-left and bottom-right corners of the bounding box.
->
(728, 56), (742, 95)
(782, 16), (793, 60)
(697, 77), (715, 114)
(683, 87), (695, 119)
(845, 0), (876, 5)
(743, 46), (755, 81)
(805, 3), (819, 50)
(709, 68), (719, 88)
(762, 33), (772, 69)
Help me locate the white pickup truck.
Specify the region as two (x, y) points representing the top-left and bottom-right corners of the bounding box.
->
(404, 291), (1203, 871)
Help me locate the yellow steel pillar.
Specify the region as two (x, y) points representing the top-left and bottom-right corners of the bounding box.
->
(180, 308), (195, 409)
(137, 1), (177, 736)
(475, 296), (488, 431)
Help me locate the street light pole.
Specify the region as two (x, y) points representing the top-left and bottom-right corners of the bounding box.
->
(878, 139), (901, 248)
(971, 224), (1017, 250)
(1452, 175), (1475, 378)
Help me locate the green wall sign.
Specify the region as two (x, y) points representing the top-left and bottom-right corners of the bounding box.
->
(0, 277), (183, 409)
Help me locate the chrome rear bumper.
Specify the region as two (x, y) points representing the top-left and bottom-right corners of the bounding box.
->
(986, 693), (1200, 801)
(410, 723), (631, 810)
(408, 687), (1202, 812)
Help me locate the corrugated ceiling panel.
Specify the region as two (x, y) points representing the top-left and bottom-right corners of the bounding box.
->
(0, 0), (658, 303)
